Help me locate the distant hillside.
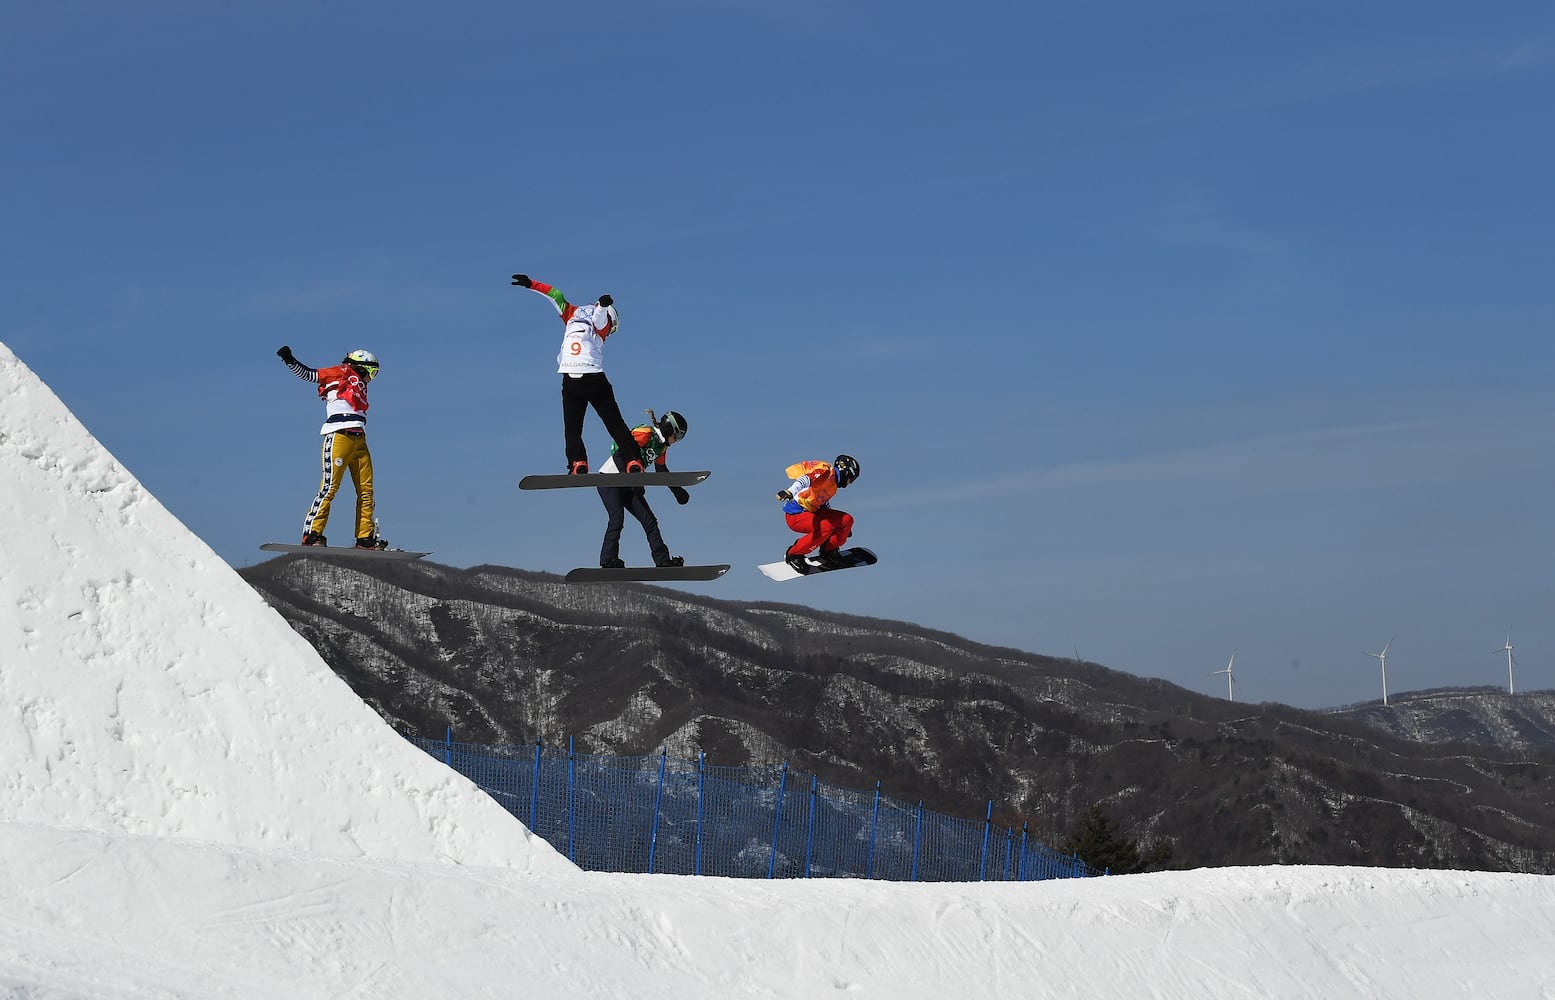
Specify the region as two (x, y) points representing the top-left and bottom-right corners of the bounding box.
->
(1327, 687), (1555, 754)
(240, 556), (1555, 874)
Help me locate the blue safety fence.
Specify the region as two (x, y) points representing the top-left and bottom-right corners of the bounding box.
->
(407, 731), (1098, 881)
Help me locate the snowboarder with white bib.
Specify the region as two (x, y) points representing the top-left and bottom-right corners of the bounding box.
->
(511, 273), (645, 476)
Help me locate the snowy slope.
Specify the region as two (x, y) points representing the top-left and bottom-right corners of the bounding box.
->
(0, 822), (1551, 999)
(0, 342), (566, 872)
(1, 337), (1554, 999)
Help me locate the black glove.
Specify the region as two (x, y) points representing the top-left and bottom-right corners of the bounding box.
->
(511, 274), (531, 287)
(277, 345), (295, 363)
(597, 293), (613, 307)
(671, 486), (690, 506)
(776, 490), (793, 502)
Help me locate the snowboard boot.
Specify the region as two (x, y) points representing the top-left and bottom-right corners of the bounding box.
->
(355, 536), (389, 550)
(785, 552), (810, 573)
(569, 460), (589, 475)
(816, 548), (847, 569)
(656, 555), (685, 568)
(301, 532), (327, 546)
(601, 558), (626, 569)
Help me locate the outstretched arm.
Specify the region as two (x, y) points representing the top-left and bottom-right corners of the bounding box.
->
(277, 346), (318, 383)
(511, 274), (569, 316)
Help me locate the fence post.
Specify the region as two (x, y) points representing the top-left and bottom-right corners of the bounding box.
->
(1017, 822), (1029, 881)
(444, 726), (452, 767)
(529, 738), (542, 829)
(803, 775), (818, 878)
(979, 801), (993, 881)
(695, 752), (705, 877)
(648, 748), (667, 874)
(1003, 827), (1014, 881)
(911, 801), (924, 882)
(867, 781), (881, 879)
(567, 736), (577, 864)
(767, 763), (788, 880)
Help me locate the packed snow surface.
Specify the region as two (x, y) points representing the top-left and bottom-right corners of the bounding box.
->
(0, 342), (564, 871)
(2, 338), (1553, 998)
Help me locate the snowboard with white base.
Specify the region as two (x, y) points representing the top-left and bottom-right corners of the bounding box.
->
(757, 547), (877, 581)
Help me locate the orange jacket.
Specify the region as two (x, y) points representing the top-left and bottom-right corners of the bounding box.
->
(783, 461), (837, 512)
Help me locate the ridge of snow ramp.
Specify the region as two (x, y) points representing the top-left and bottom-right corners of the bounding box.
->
(0, 342), (570, 873)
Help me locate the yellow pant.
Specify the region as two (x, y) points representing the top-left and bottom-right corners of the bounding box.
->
(303, 431), (375, 540)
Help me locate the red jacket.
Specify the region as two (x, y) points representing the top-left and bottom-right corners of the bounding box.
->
(316, 364), (370, 413)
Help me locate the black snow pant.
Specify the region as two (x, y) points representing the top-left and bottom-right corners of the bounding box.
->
(598, 486), (672, 567)
(561, 372), (642, 471)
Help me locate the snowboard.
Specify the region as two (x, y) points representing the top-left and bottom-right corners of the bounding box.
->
(565, 564), (731, 583)
(519, 470), (710, 490)
(757, 547), (877, 581)
(259, 543), (430, 560)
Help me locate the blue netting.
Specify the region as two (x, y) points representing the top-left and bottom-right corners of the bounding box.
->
(804, 780), (877, 879)
(410, 734), (1097, 881)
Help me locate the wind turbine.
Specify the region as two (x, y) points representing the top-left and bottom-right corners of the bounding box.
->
(1209, 650), (1236, 702)
(1498, 629), (1517, 696)
(1365, 638), (1393, 707)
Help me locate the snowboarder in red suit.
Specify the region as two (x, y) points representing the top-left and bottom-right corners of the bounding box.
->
(777, 455), (860, 572)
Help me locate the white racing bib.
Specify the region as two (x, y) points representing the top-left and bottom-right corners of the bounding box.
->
(557, 306), (607, 374)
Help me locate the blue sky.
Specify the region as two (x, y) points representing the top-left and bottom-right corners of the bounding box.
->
(5, 1), (1553, 709)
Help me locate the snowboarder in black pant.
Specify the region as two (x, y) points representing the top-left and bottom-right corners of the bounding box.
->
(597, 411), (691, 568)
(511, 273), (644, 475)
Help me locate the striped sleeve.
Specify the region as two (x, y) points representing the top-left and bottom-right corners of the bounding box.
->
(285, 359), (319, 383)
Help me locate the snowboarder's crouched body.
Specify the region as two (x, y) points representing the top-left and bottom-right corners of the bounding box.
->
(778, 455), (860, 572)
(597, 411), (691, 568)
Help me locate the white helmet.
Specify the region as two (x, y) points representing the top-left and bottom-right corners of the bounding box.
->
(344, 349), (380, 380)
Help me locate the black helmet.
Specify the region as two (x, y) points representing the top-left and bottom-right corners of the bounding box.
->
(833, 454), (859, 488)
(658, 410), (688, 442)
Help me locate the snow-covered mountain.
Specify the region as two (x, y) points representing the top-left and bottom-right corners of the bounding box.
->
(1329, 686), (1555, 750)
(242, 555), (1555, 873)
(4, 338), (1555, 998)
